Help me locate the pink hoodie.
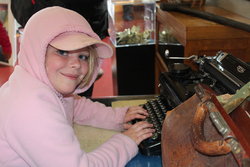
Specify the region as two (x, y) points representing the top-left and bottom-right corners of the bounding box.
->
(0, 7), (138, 167)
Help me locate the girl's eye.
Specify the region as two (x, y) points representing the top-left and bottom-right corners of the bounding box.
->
(78, 54), (89, 61)
(56, 50), (68, 56)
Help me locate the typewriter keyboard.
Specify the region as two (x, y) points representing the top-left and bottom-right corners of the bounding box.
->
(135, 95), (170, 156)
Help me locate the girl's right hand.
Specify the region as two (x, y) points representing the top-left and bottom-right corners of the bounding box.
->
(122, 121), (155, 145)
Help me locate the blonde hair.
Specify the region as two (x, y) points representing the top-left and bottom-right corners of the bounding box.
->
(79, 46), (98, 88)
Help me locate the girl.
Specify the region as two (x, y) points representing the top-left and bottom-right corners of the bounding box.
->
(0, 7), (154, 167)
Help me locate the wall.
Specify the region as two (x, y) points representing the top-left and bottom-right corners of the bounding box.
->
(207, 0), (250, 19)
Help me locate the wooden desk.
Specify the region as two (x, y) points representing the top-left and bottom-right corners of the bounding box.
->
(157, 6), (250, 62)
(0, 64), (14, 86)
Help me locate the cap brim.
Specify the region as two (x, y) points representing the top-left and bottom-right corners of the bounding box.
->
(50, 32), (113, 58)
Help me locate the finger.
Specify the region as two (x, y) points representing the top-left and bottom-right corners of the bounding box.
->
(125, 114), (147, 122)
(132, 121), (154, 131)
(123, 123), (132, 129)
(137, 128), (155, 137)
(136, 129), (155, 143)
(133, 113), (147, 120)
(138, 133), (154, 143)
(125, 110), (149, 123)
(127, 109), (148, 116)
(135, 109), (149, 116)
(128, 106), (148, 114)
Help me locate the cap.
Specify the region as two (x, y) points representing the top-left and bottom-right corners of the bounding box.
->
(49, 32), (113, 58)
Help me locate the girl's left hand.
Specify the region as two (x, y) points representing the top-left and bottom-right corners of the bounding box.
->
(123, 106), (149, 129)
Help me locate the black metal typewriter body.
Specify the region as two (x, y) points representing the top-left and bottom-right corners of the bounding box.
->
(136, 51), (250, 156)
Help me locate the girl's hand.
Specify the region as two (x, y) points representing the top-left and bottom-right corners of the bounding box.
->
(123, 106), (148, 129)
(122, 121), (154, 145)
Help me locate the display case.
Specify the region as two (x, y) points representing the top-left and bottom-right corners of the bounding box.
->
(107, 0), (156, 95)
(108, 0), (156, 47)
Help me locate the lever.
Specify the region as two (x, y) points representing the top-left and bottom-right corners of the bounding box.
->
(164, 49), (198, 61)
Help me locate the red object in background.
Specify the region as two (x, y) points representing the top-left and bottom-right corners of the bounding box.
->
(0, 65), (14, 86)
(0, 21), (12, 61)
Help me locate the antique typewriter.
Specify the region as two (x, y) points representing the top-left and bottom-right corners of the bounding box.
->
(136, 51), (250, 156)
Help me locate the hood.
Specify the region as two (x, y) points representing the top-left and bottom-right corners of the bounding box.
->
(17, 6), (112, 94)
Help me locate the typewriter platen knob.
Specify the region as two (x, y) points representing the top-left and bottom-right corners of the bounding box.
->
(164, 49), (170, 59)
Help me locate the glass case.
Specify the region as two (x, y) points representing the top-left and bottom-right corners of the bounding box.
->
(108, 0), (156, 47)
(158, 24), (179, 45)
(157, 21), (184, 59)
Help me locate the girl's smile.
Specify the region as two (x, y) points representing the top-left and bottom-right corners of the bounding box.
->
(61, 72), (81, 80)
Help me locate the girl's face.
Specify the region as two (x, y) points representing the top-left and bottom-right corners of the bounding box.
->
(45, 45), (90, 96)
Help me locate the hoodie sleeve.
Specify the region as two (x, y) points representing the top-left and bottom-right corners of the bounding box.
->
(73, 96), (129, 131)
(4, 89), (138, 167)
